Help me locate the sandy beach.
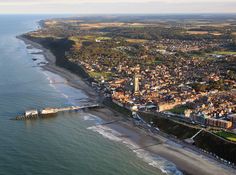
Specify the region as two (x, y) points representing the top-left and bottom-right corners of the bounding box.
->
(18, 35), (236, 175)
(17, 35), (98, 101)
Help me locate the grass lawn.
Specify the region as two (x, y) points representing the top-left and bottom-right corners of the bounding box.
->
(96, 37), (111, 41)
(216, 131), (236, 142)
(168, 105), (189, 115)
(88, 71), (113, 80)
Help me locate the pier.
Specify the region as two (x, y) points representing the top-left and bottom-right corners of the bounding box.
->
(15, 104), (100, 120)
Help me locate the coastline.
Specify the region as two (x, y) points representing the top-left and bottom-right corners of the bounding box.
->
(17, 34), (236, 175)
(17, 35), (98, 102)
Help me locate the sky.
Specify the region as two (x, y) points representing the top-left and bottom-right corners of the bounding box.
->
(0, 0), (235, 14)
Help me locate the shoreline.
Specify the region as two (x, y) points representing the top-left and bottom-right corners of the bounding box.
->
(17, 35), (98, 102)
(17, 34), (236, 175)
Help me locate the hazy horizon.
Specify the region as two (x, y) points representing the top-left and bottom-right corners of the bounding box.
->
(0, 0), (235, 14)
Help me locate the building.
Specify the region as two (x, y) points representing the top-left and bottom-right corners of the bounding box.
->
(184, 109), (192, 117)
(228, 114), (236, 128)
(228, 113), (236, 123)
(40, 108), (58, 115)
(205, 118), (233, 129)
(134, 74), (141, 95)
(191, 113), (206, 125)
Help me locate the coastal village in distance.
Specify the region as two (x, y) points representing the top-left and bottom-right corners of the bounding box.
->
(23, 15), (236, 166)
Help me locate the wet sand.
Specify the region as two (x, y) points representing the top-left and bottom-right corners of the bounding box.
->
(90, 108), (236, 175)
(18, 35), (236, 175)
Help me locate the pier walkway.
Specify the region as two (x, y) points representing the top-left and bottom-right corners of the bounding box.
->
(15, 104), (100, 120)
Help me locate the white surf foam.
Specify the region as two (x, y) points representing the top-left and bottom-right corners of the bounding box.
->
(88, 125), (183, 175)
(26, 45), (47, 64)
(83, 114), (104, 125)
(25, 44), (90, 106)
(26, 47), (42, 54)
(42, 71), (58, 91)
(41, 70), (87, 105)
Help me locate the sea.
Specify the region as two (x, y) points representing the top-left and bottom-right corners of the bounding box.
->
(0, 15), (182, 175)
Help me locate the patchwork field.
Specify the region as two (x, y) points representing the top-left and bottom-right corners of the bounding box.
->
(79, 22), (153, 30)
(186, 31), (222, 36)
(186, 31), (209, 35)
(213, 51), (236, 55)
(126, 38), (148, 43)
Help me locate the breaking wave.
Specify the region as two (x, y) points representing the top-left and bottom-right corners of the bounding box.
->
(88, 125), (183, 175)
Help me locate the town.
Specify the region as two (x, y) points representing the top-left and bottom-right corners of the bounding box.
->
(21, 15), (236, 168)
(26, 15), (236, 139)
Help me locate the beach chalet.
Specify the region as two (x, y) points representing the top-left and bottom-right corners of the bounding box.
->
(25, 109), (38, 117)
(40, 108), (58, 115)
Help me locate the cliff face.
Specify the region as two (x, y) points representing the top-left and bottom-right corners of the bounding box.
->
(139, 111), (236, 164)
(24, 35), (91, 80)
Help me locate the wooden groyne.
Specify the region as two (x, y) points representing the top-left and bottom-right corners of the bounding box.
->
(15, 104), (100, 120)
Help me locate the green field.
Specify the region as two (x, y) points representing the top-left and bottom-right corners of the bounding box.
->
(216, 131), (236, 142)
(213, 51), (236, 55)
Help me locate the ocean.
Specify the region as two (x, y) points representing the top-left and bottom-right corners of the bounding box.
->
(0, 15), (181, 175)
